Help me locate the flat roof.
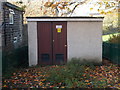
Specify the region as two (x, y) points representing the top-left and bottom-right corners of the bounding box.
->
(27, 17), (104, 22)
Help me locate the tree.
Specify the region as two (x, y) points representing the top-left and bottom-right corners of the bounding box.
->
(9, 0), (45, 23)
(92, 0), (119, 16)
(9, 0), (119, 17)
(90, 0), (119, 34)
(108, 34), (120, 44)
(43, 0), (92, 16)
(43, 0), (119, 17)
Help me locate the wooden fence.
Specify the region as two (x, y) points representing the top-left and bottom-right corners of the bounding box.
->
(103, 42), (120, 64)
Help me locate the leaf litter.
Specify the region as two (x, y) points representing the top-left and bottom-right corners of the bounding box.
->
(2, 64), (120, 89)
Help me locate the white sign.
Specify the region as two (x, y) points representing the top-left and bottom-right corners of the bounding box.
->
(56, 25), (62, 29)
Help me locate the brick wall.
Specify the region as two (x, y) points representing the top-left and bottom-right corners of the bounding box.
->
(3, 3), (23, 51)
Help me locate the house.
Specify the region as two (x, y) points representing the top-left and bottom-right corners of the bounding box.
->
(27, 17), (104, 66)
(0, 1), (24, 72)
(2, 2), (24, 51)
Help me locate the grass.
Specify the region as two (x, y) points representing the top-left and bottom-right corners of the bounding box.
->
(102, 33), (120, 42)
(2, 58), (120, 89)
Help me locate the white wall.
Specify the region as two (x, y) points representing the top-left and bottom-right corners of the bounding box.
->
(67, 21), (102, 63)
(28, 19), (103, 66)
(28, 22), (38, 66)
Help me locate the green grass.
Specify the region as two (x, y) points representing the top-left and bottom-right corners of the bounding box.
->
(102, 33), (120, 42)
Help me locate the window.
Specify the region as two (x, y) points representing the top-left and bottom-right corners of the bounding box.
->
(9, 13), (13, 24)
(9, 9), (14, 24)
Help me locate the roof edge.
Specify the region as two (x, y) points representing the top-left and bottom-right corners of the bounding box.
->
(27, 17), (104, 22)
(4, 2), (24, 12)
(26, 16), (104, 19)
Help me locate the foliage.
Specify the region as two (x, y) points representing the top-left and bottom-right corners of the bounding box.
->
(42, 0), (119, 16)
(46, 58), (97, 88)
(108, 34), (120, 44)
(2, 46), (28, 77)
(2, 60), (119, 88)
(92, 0), (118, 15)
(14, 1), (26, 11)
(9, 0), (119, 17)
(43, 0), (91, 16)
(102, 11), (119, 34)
(95, 0), (119, 34)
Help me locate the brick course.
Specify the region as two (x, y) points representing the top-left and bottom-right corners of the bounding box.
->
(2, 2), (24, 51)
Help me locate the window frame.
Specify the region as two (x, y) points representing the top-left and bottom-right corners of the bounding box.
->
(9, 9), (14, 24)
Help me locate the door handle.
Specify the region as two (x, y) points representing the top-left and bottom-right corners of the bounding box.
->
(65, 45), (67, 47)
(53, 40), (54, 42)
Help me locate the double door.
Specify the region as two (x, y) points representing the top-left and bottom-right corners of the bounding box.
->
(37, 22), (67, 65)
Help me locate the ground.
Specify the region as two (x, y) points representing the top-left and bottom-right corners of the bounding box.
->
(2, 59), (120, 89)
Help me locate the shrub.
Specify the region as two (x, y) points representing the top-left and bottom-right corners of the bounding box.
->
(2, 46), (28, 78)
(46, 58), (96, 88)
(108, 34), (120, 44)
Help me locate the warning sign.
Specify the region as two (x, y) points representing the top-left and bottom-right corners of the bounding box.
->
(57, 28), (61, 33)
(56, 25), (62, 33)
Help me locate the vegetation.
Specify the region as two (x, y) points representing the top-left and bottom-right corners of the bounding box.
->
(43, 0), (118, 17)
(2, 46), (28, 78)
(47, 58), (96, 88)
(102, 33), (119, 42)
(2, 58), (120, 89)
(103, 33), (120, 44)
(108, 34), (120, 44)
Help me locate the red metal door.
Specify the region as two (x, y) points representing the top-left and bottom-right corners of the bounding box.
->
(37, 21), (67, 65)
(52, 22), (67, 64)
(37, 22), (52, 65)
